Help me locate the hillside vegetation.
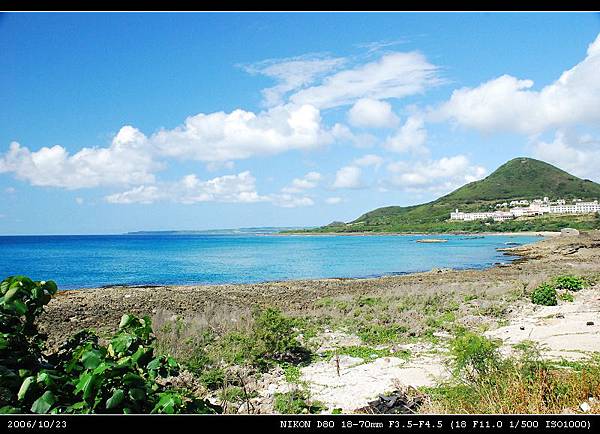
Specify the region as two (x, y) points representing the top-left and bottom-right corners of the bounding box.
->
(299, 158), (600, 234)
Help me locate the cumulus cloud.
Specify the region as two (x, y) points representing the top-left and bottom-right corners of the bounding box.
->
(332, 166), (364, 189)
(1, 104), (336, 190)
(325, 196), (343, 204)
(270, 194), (315, 208)
(531, 131), (600, 181)
(384, 116), (428, 154)
(435, 33), (600, 135)
(0, 126), (158, 189)
(152, 104), (333, 162)
(281, 171), (321, 194)
(353, 154), (384, 168)
(347, 98), (398, 128)
(386, 155), (487, 193)
(105, 171), (267, 205)
(105, 171), (315, 208)
(289, 51), (441, 109)
(243, 54), (346, 107)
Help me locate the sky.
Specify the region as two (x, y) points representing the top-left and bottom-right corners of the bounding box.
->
(1, 12), (600, 234)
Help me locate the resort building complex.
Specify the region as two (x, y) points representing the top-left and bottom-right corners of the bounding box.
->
(450, 198), (600, 222)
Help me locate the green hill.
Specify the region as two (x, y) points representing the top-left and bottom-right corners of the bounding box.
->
(302, 157), (600, 234)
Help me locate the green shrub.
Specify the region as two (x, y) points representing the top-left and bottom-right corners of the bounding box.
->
(426, 335), (600, 414)
(558, 291), (574, 302)
(554, 275), (585, 292)
(273, 390), (325, 414)
(283, 364), (302, 384)
(449, 331), (502, 383)
(253, 307), (298, 358)
(199, 368), (226, 390)
(358, 324), (407, 344)
(0, 275), (220, 414)
(531, 283), (558, 306)
(208, 307), (307, 371)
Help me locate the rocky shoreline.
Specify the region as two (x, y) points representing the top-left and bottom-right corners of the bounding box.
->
(38, 231), (600, 349)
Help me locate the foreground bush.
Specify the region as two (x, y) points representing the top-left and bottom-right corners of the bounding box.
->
(554, 275), (586, 292)
(426, 335), (600, 413)
(0, 275), (220, 414)
(531, 283), (558, 306)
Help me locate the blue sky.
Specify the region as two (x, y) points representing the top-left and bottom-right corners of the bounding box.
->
(1, 12), (600, 234)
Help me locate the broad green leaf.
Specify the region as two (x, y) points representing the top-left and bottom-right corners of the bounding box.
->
(17, 376), (34, 401)
(119, 314), (134, 329)
(75, 372), (99, 401)
(122, 373), (144, 387)
(128, 388), (145, 401)
(81, 349), (103, 369)
(3, 286), (19, 303)
(0, 406), (20, 414)
(43, 281), (58, 295)
(105, 389), (125, 409)
(12, 300), (27, 316)
(109, 334), (133, 355)
(131, 346), (151, 365)
(146, 358), (161, 371)
(30, 391), (56, 414)
(152, 393), (180, 414)
(36, 371), (55, 387)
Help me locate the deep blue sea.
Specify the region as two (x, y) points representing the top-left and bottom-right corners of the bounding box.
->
(0, 233), (541, 290)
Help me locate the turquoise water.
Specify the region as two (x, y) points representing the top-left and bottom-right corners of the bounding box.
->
(0, 233), (540, 289)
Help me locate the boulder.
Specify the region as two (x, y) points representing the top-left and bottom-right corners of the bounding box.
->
(561, 228), (580, 237)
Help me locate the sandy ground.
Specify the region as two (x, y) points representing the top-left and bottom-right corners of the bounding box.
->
(298, 283), (600, 413)
(487, 284), (600, 360)
(300, 353), (448, 412)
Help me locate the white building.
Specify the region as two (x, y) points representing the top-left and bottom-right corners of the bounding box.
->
(450, 198), (599, 222)
(450, 209), (514, 222)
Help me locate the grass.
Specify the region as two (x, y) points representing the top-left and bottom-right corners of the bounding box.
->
(422, 333), (600, 414)
(304, 286), (508, 346)
(273, 390), (326, 414)
(153, 306), (312, 395)
(320, 345), (411, 364)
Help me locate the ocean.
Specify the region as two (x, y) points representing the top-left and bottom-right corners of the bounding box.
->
(0, 233), (541, 290)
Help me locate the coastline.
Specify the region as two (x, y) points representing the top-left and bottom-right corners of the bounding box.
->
(270, 231), (561, 237)
(38, 231), (597, 347)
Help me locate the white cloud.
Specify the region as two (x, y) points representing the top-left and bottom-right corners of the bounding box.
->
(106, 171), (267, 205)
(75, 197), (84, 205)
(332, 166), (364, 189)
(435, 33), (600, 135)
(205, 161), (235, 172)
(105, 171), (315, 208)
(386, 155), (487, 193)
(270, 194), (315, 208)
(4, 187), (16, 194)
(347, 98), (398, 128)
(243, 55), (346, 107)
(325, 196), (343, 204)
(289, 51), (441, 109)
(0, 126), (158, 189)
(353, 154), (384, 169)
(384, 116), (428, 154)
(152, 104), (334, 162)
(531, 131), (600, 181)
(1, 104), (336, 190)
(281, 171), (322, 193)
